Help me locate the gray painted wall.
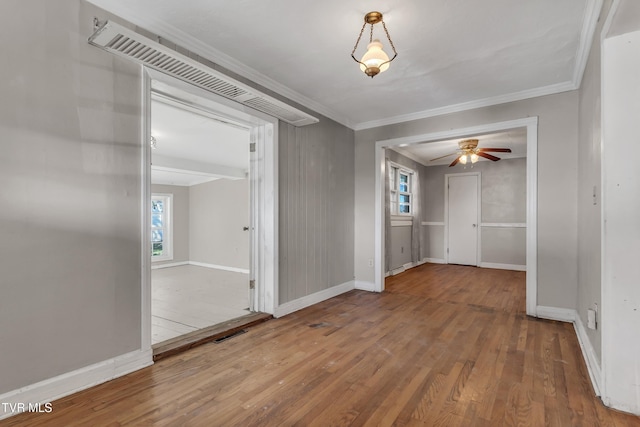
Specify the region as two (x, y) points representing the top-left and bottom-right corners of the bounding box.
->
(279, 121), (355, 304)
(151, 184), (190, 265)
(189, 179), (249, 269)
(0, 0), (142, 394)
(423, 226), (445, 260)
(389, 225), (412, 270)
(576, 0), (612, 364)
(355, 92), (579, 309)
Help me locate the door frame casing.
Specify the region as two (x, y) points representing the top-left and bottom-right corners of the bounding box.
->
(444, 172), (481, 266)
(374, 117), (538, 316)
(141, 68), (279, 350)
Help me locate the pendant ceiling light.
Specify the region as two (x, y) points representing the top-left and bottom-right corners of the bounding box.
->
(351, 11), (397, 78)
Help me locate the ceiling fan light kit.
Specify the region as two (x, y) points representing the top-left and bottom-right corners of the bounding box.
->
(351, 11), (397, 78)
(459, 153), (479, 165)
(429, 139), (512, 167)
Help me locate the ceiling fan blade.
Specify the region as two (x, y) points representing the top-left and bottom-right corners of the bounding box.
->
(430, 152), (458, 161)
(477, 148), (512, 153)
(449, 157), (460, 167)
(477, 152), (500, 161)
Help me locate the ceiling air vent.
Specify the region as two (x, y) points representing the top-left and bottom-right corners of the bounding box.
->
(88, 20), (318, 127)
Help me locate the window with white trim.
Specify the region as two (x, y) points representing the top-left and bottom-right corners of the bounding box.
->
(389, 164), (413, 215)
(151, 193), (173, 262)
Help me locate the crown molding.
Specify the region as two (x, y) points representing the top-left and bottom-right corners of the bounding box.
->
(573, 0), (604, 86)
(351, 0), (600, 130)
(353, 81), (577, 130)
(88, 0), (599, 132)
(86, 0), (353, 129)
(389, 146), (429, 166)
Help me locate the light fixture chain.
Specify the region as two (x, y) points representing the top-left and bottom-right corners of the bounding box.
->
(351, 22), (367, 56)
(369, 23), (374, 43)
(381, 21), (397, 55)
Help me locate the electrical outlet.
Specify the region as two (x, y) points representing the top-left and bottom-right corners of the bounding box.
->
(368, 258), (374, 267)
(587, 309), (597, 330)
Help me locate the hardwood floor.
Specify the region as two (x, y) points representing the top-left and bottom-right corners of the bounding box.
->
(4, 264), (639, 426)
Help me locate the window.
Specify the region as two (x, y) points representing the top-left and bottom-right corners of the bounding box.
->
(151, 194), (172, 261)
(389, 165), (413, 215)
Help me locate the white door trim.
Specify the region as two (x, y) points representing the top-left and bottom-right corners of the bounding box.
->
(374, 117), (538, 316)
(444, 172), (481, 266)
(141, 68), (279, 350)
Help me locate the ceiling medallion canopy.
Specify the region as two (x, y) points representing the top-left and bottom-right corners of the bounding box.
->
(351, 11), (397, 78)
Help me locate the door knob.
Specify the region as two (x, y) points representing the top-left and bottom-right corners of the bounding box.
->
(472, 224), (477, 228)
(243, 226), (249, 231)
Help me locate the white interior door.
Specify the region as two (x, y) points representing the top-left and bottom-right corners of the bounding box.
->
(447, 174), (479, 266)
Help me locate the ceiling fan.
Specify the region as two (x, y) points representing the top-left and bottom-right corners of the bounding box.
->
(430, 139), (512, 167)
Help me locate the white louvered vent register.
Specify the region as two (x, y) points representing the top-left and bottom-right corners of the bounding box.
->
(88, 20), (318, 127)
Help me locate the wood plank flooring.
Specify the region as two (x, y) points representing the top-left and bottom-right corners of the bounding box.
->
(4, 263), (639, 426)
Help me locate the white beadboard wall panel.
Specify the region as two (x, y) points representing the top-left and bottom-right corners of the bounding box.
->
(278, 120), (354, 305)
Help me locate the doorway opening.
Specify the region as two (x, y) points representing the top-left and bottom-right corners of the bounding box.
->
(149, 91), (253, 345)
(141, 70), (278, 352)
(375, 117), (538, 316)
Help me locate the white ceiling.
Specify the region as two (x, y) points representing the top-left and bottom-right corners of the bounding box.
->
(151, 96), (249, 186)
(88, 0), (599, 130)
(392, 128), (527, 167)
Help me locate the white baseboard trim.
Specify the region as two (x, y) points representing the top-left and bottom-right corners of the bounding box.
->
(274, 281), (355, 318)
(387, 260), (431, 276)
(189, 261), (250, 274)
(389, 266), (406, 276)
(424, 257), (446, 264)
(0, 348), (153, 420)
(573, 315), (602, 396)
(480, 262), (526, 272)
(151, 261), (189, 270)
(150, 260), (249, 274)
(535, 306), (603, 403)
(355, 281), (377, 292)
(536, 305), (576, 322)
